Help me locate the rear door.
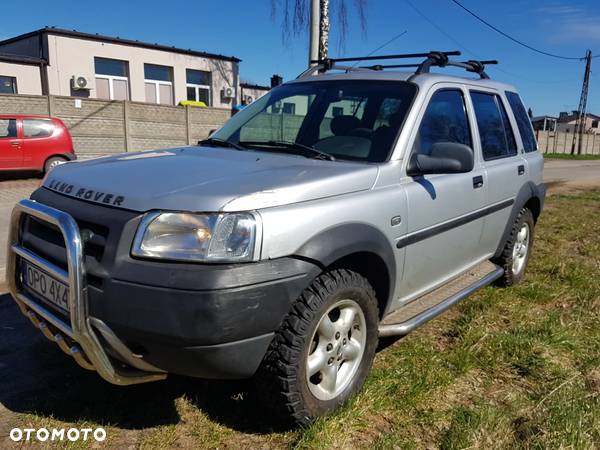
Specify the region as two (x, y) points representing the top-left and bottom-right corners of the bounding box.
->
(0, 117), (22, 169)
(21, 118), (56, 170)
(468, 90), (524, 253)
(398, 85), (487, 302)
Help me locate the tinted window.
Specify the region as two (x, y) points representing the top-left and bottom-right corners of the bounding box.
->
(0, 119), (17, 138)
(414, 89), (471, 155)
(94, 58), (128, 77)
(506, 91), (538, 152)
(470, 92), (517, 160)
(186, 69), (211, 85)
(144, 64), (172, 82)
(23, 119), (54, 138)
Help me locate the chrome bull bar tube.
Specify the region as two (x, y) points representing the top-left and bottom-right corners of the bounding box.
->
(6, 199), (166, 385)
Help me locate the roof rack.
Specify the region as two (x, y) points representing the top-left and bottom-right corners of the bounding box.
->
(297, 51), (498, 80)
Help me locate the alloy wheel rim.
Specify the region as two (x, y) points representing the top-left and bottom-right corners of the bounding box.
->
(306, 299), (367, 401)
(512, 223), (530, 275)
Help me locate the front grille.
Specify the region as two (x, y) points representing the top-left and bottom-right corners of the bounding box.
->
(18, 187), (139, 314)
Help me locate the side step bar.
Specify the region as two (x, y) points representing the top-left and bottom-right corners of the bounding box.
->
(379, 261), (504, 337)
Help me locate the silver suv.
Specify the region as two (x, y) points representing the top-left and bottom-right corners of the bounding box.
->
(7, 51), (544, 425)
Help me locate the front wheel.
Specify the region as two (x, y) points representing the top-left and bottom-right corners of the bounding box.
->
(257, 269), (379, 425)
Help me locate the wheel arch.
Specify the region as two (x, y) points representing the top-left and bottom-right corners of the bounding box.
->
(293, 223), (396, 318)
(493, 181), (545, 258)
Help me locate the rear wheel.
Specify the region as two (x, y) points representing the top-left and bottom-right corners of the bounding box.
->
(257, 269), (379, 425)
(44, 156), (67, 174)
(495, 207), (535, 286)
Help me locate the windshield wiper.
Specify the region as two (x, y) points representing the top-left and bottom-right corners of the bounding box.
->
(199, 137), (246, 151)
(240, 140), (336, 161)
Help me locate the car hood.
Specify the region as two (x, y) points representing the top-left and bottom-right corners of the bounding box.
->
(42, 146), (379, 212)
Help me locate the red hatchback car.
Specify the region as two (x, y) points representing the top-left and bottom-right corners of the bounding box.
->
(0, 115), (76, 174)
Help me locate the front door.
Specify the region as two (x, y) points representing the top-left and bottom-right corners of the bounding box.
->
(0, 118), (22, 169)
(397, 86), (487, 303)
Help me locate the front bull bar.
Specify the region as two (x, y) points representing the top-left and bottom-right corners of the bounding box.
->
(6, 199), (166, 385)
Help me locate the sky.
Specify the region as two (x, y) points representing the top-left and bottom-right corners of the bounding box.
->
(1, 0), (599, 117)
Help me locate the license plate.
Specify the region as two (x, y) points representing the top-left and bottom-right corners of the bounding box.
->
(21, 261), (70, 311)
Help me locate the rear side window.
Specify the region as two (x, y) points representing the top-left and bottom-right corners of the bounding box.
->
(470, 92), (518, 160)
(23, 119), (54, 139)
(414, 89), (472, 155)
(0, 118), (17, 138)
(506, 91), (538, 152)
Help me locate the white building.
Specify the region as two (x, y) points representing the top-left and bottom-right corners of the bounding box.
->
(0, 27), (241, 108)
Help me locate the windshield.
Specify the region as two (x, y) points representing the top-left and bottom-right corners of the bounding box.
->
(212, 80), (417, 162)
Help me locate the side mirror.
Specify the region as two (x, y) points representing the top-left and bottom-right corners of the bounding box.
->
(407, 142), (474, 176)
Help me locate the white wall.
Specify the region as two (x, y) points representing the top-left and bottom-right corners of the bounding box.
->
(45, 34), (239, 107)
(0, 62), (42, 95)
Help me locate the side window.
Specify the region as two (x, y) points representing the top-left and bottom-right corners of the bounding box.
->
(505, 91), (538, 152)
(414, 89), (472, 155)
(470, 92), (517, 160)
(23, 119), (54, 139)
(0, 118), (17, 138)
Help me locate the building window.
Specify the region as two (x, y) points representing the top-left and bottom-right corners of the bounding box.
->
(144, 64), (173, 105)
(0, 76), (17, 94)
(186, 69), (211, 105)
(94, 57), (129, 100)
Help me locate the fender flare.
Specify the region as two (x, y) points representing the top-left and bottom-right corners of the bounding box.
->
(293, 223), (397, 306)
(493, 181), (546, 258)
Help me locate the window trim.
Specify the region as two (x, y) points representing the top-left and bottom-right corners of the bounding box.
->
(186, 82), (211, 104)
(407, 86), (474, 166)
(144, 79), (174, 105)
(95, 74), (130, 100)
(469, 89), (519, 162)
(0, 75), (18, 94)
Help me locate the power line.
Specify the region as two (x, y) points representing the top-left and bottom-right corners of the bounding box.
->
(403, 0), (578, 84)
(449, 0), (585, 61)
(352, 30), (408, 67)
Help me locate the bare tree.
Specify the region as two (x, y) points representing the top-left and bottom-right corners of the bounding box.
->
(271, 0), (367, 59)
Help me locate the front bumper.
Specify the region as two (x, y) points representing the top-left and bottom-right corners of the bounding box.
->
(7, 195), (319, 383)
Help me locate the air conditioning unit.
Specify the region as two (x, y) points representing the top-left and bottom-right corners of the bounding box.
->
(244, 95), (254, 104)
(71, 75), (92, 90)
(222, 86), (235, 99)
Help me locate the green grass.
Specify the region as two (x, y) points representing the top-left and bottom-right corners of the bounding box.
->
(3, 190), (600, 449)
(543, 152), (600, 160)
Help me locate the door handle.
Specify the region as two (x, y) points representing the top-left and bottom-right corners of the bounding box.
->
(472, 175), (484, 189)
(518, 165), (525, 176)
(10, 141), (20, 147)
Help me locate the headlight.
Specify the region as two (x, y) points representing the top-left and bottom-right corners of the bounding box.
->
(131, 212), (259, 262)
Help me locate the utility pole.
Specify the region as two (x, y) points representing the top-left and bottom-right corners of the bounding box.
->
(571, 50), (592, 155)
(309, 0), (319, 67)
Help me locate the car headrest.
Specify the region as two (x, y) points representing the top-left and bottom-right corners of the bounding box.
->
(331, 115), (361, 136)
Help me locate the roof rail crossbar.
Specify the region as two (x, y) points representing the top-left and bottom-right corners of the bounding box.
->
(297, 51), (499, 80)
(310, 50), (461, 67)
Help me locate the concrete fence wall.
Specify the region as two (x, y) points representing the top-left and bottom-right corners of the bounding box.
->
(0, 93), (231, 157)
(536, 130), (600, 155)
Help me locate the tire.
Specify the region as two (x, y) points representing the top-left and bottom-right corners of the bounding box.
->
(257, 269), (379, 425)
(44, 156), (67, 174)
(494, 207), (535, 286)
